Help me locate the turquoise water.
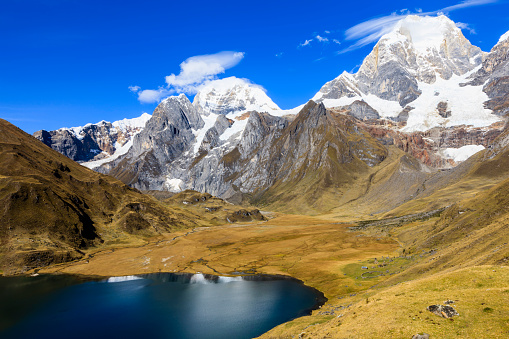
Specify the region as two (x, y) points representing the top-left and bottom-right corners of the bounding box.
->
(0, 273), (325, 339)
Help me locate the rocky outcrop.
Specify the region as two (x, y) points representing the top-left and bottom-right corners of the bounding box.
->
(436, 101), (451, 118)
(427, 304), (459, 318)
(344, 101), (380, 120)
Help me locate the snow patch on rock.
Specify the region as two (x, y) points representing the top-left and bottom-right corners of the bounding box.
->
(402, 68), (499, 132)
(166, 178), (183, 192)
(441, 145), (485, 162)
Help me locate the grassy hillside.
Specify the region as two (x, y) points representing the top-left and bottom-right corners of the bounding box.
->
(0, 119), (210, 274)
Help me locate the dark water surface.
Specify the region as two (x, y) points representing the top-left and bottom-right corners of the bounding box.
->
(0, 273), (325, 339)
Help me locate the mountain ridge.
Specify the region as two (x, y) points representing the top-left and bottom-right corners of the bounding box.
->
(32, 15), (509, 210)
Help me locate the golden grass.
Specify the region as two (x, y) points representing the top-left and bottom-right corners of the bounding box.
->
(263, 266), (509, 338)
(38, 214), (398, 299)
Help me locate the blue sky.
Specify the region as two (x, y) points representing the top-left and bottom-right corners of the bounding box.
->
(1, 0), (508, 133)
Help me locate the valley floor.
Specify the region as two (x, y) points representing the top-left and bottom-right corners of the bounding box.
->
(36, 213), (509, 338)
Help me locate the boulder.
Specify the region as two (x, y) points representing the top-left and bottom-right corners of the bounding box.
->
(427, 304), (459, 318)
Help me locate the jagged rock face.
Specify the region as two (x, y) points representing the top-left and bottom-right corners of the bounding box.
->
(34, 128), (89, 161)
(339, 100), (380, 120)
(315, 72), (361, 101)
(359, 120), (504, 167)
(100, 95), (204, 189)
(198, 115), (232, 153)
(100, 100), (387, 203)
(130, 94), (202, 159)
(33, 114), (150, 162)
(468, 32), (509, 116)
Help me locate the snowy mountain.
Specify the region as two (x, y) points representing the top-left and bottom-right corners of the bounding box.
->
(313, 15), (498, 133)
(193, 77), (280, 115)
(34, 113), (151, 164)
(37, 15), (509, 203)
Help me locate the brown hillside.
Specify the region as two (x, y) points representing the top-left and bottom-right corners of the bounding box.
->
(0, 119), (207, 274)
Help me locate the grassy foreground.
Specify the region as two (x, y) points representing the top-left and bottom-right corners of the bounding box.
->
(36, 212), (509, 338)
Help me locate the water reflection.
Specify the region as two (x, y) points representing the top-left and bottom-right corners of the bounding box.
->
(1, 273), (325, 339)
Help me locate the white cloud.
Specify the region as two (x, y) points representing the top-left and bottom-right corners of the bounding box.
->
(299, 39), (313, 47)
(164, 51), (244, 91)
(340, 0), (499, 53)
(324, 30), (331, 34)
(332, 39), (341, 45)
(275, 52), (284, 57)
(456, 22), (477, 34)
(316, 35), (329, 42)
(132, 51), (245, 103)
(138, 88), (174, 104)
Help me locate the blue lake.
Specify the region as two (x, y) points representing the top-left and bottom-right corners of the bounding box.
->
(0, 273), (325, 339)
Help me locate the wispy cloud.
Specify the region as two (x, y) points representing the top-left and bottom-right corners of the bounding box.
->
(299, 39), (313, 47)
(339, 0), (499, 53)
(456, 22), (477, 34)
(316, 35), (329, 43)
(130, 51), (245, 103)
(440, 0), (497, 12)
(332, 39), (341, 45)
(275, 52), (284, 58)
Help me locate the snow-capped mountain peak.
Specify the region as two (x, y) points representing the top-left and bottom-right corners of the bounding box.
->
(381, 15), (461, 55)
(357, 15), (483, 87)
(193, 77), (280, 115)
(311, 14), (497, 132)
(111, 112), (152, 132)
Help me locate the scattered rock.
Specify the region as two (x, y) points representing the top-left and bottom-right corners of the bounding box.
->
(427, 304), (459, 318)
(444, 299), (455, 304)
(437, 101), (452, 118)
(412, 333), (430, 339)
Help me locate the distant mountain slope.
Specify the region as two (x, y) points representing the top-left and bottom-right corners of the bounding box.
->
(33, 113), (151, 163)
(0, 119), (206, 274)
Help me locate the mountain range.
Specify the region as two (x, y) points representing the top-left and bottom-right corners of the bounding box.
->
(34, 15), (509, 212)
